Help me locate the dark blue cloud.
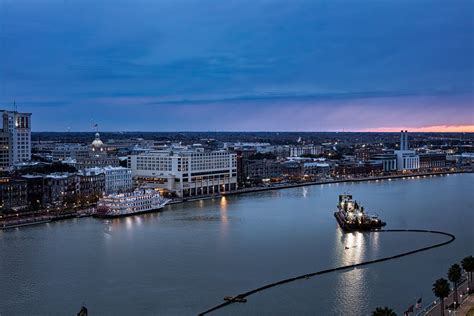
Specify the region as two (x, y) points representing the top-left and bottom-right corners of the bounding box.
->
(0, 0), (472, 131)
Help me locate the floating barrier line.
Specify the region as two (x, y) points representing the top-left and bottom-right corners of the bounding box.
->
(198, 229), (455, 315)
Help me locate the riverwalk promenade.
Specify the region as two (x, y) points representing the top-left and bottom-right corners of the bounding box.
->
(0, 208), (93, 230)
(420, 275), (472, 316)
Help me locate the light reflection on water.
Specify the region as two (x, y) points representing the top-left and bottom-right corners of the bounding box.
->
(219, 196), (229, 242)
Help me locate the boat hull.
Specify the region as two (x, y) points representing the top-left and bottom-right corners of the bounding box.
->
(334, 211), (386, 231)
(93, 205), (167, 218)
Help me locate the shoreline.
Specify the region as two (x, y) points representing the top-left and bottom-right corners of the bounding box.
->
(1, 169), (472, 230)
(210, 169), (473, 198)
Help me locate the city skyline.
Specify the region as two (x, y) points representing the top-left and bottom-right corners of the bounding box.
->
(1, 0), (473, 132)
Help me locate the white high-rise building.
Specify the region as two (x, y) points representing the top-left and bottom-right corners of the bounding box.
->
(129, 146), (237, 197)
(395, 130), (419, 171)
(0, 110), (32, 170)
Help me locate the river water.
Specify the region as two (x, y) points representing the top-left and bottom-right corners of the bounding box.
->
(1, 174), (473, 315)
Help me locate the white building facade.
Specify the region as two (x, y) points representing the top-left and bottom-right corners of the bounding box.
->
(289, 145), (323, 157)
(103, 166), (133, 194)
(129, 147), (237, 198)
(0, 110), (32, 170)
(83, 166), (133, 194)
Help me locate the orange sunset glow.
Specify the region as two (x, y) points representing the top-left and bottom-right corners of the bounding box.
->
(363, 125), (474, 133)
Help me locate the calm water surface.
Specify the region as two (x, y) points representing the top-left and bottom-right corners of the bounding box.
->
(1, 174), (473, 315)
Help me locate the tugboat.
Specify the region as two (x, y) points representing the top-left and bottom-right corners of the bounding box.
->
(334, 194), (386, 231)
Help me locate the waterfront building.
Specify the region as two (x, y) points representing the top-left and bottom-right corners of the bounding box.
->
(0, 110), (32, 170)
(303, 161), (331, 176)
(83, 166), (132, 194)
(129, 146), (237, 198)
(281, 160), (304, 177)
(236, 149), (257, 186)
(103, 166), (132, 194)
(0, 177), (28, 212)
(77, 169), (105, 201)
(43, 173), (80, 206)
(243, 159), (283, 182)
(289, 145), (322, 157)
(447, 153), (474, 167)
(334, 161), (384, 176)
(21, 175), (46, 208)
(419, 153), (447, 169)
(395, 130), (420, 171)
(371, 154), (397, 172)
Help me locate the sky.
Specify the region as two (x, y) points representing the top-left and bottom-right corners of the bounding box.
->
(0, 0), (473, 132)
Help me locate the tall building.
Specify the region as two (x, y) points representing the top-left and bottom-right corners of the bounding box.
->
(0, 110), (32, 170)
(395, 130), (420, 171)
(129, 146), (237, 198)
(0, 130), (10, 171)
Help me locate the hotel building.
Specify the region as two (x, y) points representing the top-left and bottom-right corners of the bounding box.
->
(0, 110), (32, 170)
(129, 146), (237, 198)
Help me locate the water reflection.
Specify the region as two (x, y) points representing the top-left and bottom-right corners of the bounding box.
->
(101, 213), (155, 234)
(302, 187), (308, 198)
(219, 196), (229, 239)
(340, 231), (365, 266)
(334, 229), (368, 315)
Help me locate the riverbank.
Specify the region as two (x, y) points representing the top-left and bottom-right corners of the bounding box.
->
(219, 169), (473, 198)
(1, 209), (92, 230)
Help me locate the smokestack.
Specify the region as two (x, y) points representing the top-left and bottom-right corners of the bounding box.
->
(400, 130), (405, 150)
(405, 130), (409, 150)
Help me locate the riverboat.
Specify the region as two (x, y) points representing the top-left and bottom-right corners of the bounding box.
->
(94, 189), (170, 218)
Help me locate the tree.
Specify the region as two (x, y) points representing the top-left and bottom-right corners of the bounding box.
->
(448, 264), (462, 305)
(432, 278), (450, 315)
(248, 152), (276, 160)
(461, 256), (474, 288)
(372, 306), (397, 316)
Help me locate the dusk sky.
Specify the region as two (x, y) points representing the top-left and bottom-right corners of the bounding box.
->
(0, 0), (473, 132)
